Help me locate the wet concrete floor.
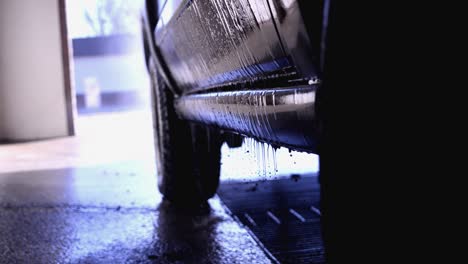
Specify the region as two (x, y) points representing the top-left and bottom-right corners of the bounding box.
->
(0, 111), (318, 263)
(0, 162), (271, 263)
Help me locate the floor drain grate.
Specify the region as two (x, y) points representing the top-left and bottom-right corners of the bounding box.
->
(218, 173), (324, 264)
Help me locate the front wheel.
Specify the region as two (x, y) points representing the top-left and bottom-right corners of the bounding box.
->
(149, 60), (222, 206)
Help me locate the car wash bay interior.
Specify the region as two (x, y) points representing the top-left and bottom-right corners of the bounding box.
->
(0, 0), (323, 263)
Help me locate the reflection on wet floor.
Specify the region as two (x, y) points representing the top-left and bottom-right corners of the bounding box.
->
(0, 162), (271, 263)
(0, 112), (272, 263)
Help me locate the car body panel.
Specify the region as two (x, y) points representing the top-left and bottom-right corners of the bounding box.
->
(175, 85), (318, 152)
(145, 0), (325, 153)
(154, 0), (320, 95)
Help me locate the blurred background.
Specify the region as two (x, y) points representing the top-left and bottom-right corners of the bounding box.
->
(67, 0), (149, 114)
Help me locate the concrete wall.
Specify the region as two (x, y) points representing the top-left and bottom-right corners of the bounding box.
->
(0, 0), (73, 141)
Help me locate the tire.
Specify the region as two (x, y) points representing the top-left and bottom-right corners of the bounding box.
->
(148, 60), (222, 206)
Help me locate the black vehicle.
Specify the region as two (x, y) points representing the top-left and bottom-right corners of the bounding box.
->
(141, 1), (437, 263)
(142, 0), (325, 204)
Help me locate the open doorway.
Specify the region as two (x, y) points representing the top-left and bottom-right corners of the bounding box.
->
(65, 0), (155, 167)
(67, 0), (149, 115)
